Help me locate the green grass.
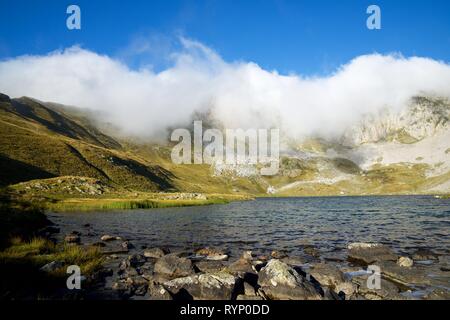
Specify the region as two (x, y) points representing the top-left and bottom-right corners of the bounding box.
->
(46, 197), (231, 212)
(0, 237), (104, 299)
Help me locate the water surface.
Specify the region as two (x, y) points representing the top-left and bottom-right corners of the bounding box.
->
(50, 196), (450, 259)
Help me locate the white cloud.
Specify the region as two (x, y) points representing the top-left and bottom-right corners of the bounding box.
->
(0, 39), (449, 140)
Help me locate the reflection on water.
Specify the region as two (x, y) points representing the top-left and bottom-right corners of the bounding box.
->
(50, 196), (450, 258)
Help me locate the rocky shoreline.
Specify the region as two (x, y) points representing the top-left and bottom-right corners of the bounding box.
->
(52, 229), (450, 300)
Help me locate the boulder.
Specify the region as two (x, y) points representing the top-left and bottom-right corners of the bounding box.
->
(351, 273), (404, 300)
(309, 263), (346, 289)
(144, 247), (167, 259)
(163, 272), (238, 300)
(257, 259), (321, 300)
(128, 254), (146, 268)
(347, 243), (397, 265)
(154, 254), (195, 279)
(377, 261), (430, 286)
(397, 256), (414, 267)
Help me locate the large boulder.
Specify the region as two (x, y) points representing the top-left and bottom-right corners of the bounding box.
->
(154, 254), (195, 279)
(347, 243), (397, 265)
(163, 272), (238, 300)
(308, 262), (356, 298)
(257, 259), (321, 300)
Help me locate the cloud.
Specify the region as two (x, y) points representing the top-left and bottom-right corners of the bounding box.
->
(0, 38), (450, 141)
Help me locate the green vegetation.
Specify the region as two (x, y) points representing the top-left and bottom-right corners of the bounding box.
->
(46, 197), (230, 212)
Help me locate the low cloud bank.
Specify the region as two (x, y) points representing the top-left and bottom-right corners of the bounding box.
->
(1, 38), (449, 140)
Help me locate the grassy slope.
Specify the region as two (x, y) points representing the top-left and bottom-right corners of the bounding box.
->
(0, 93), (448, 201)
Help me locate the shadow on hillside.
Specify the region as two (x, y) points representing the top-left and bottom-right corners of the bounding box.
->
(0, 154), (55, 187)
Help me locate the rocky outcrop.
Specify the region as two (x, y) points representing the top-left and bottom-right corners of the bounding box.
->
(258, 259), (321, 300)
(163, 272), (238, 300)
(347, 243), (397, 265)
(154, 254), (195, 279)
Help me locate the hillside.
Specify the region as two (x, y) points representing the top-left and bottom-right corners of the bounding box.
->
(0, 92), (448, 198)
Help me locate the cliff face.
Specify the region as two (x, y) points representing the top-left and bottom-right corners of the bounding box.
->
(342, 96), (449, 146)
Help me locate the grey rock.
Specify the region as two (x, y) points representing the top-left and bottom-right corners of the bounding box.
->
(347, 243), (397, 265)
(143, 247), (167, 259)
(257, 259), (322, 300)
(163, 272), (238, 300)
(154, 254), (195, 279)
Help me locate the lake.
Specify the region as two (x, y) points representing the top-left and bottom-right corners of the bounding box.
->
(49, 196), (450, 260)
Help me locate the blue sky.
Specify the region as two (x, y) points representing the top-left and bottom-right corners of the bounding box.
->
(0, 0), (449, 75)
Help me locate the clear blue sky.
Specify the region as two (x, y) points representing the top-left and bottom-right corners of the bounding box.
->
(0, 0), (449, 75)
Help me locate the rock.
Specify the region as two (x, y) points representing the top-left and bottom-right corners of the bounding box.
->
(148, 281), (172, 300)
(397, 256), (414, 267)
(257, 259), (321, 300)
(309, 262), (346, 289)
(40, 261), (64, 273)
(121, 241), (134, 250)
(226, 257), (256, 276)
(412, 249), (439, 261)
(347, 243), (397, 265)
(243, 281), (257, 296)
(351, 273), (403, 300)
(101, 235), (117, 241)
(154, 254), (195, 279)
(271, 250), (288, 259)
(236, 295), (264, 300)
(242, 251), (254, 261)
(335, 282), (357, 299)
(195, 247), (228, 261)
(111, 281), (133, 298)
(128, 254), (146, 268)
(195, 260), (226, 273)
(163, 272), (238, 300)
(91, 242), (106, 248)
(64, 232), (80, 244)
(280, 256), (305, 267)
(144, 247), (167, 259)
(125, 275), (149, 296)
(377, 261), (429, 286)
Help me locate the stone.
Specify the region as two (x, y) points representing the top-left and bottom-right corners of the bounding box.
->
(304, 246), (321, 258)
(243, 281), (257, 296)
(257, 259), (322, 300)
(125, 275), (149, 296)
(195, 247), (228, 261)
(347, 243), (397, 265)
(40, 261), (64, 273)
(128, 254), (146, 268)
(101, 235), (117, 241)
(309, 262), (346, 289)
(377, 261), (430, 286)
(351, 273), (403, 300)
(148, 281), (172, 300)
(226, 257), (256, 276)
(121, 241), (134, 250)
(271, 250), (288, 259)
(64, 232), (80, 244)
(163, 272), (238, 300)
(236, 295), (264, 300)
(397, 256), (413, 267)
(154, 254), (195, 279)
(144, 247), (167, 259)
(195, 260), (226, 273)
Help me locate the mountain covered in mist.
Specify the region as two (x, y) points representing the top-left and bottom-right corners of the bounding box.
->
(0, 92), (448, 197)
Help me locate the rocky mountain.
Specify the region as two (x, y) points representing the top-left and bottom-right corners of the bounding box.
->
(0, 92), (448, 197)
